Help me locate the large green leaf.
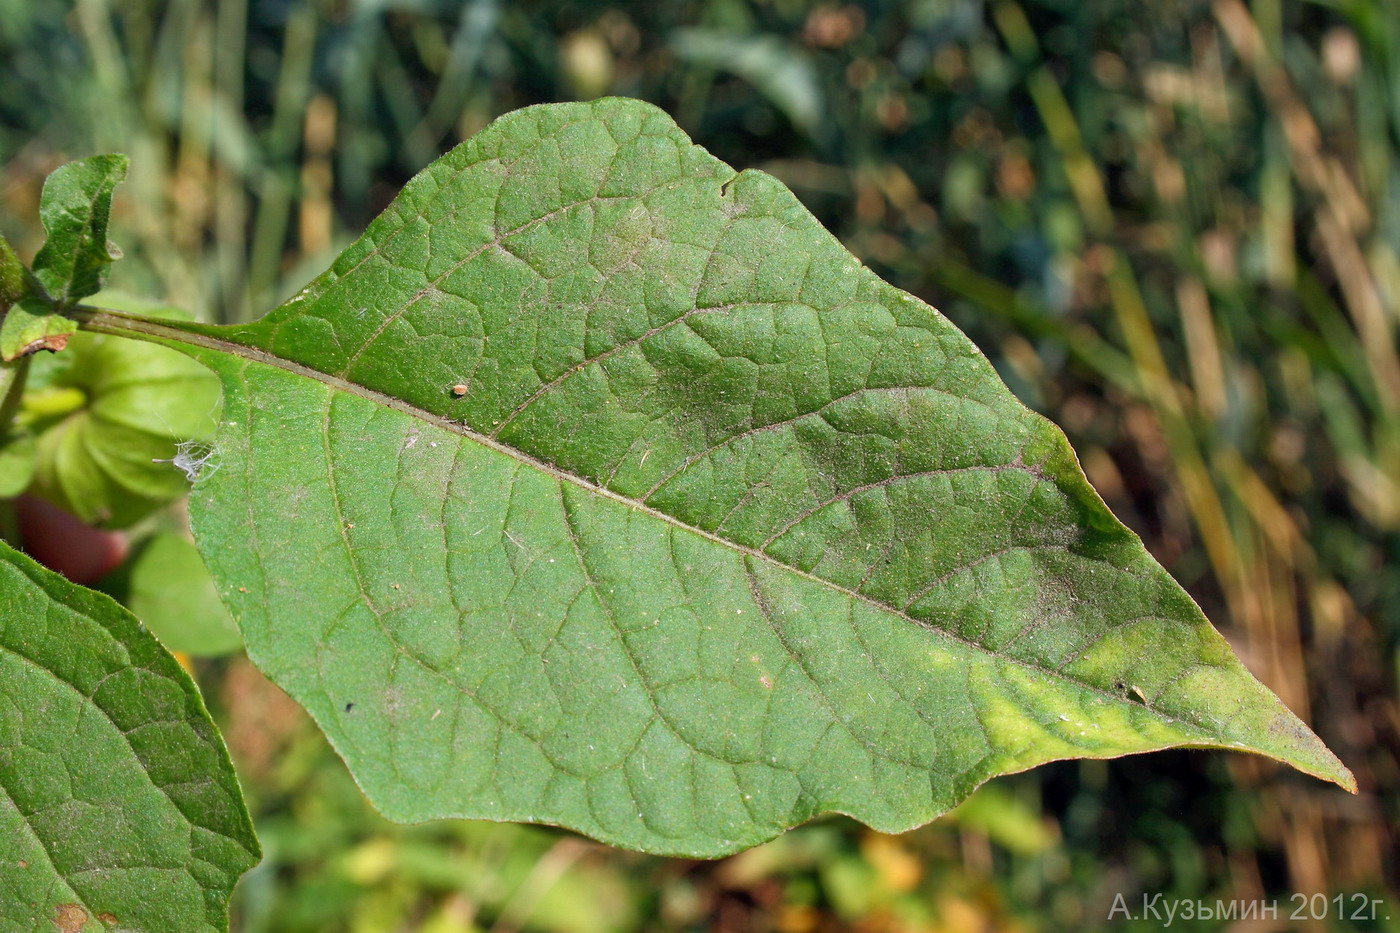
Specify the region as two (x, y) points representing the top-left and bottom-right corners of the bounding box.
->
(80, 99), (1350, 857)
(0, 540), (258, 931)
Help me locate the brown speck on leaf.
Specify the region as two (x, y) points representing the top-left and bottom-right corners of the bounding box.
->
(17, 860), (27, 868)
(391, 583), (401, 590)
(238, 586), (247, 593)
(12, 333), (71, 358)
(98, 914), (118, 925)
(52, 903), (86, 933)
(451, 383), (468, 397)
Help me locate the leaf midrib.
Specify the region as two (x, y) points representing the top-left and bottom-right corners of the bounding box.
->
(71, 304), (1218, 733)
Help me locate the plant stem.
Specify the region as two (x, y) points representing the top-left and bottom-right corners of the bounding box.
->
(0, 355), (33, 546)
(0, 355), (33, 440)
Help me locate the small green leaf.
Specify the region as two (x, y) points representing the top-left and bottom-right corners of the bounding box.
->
(101, 533), (243, 657)
(1, 297), (77, 360)
(107, 99), (1348, 856)
(31, 154), (128, 307)
(1, 235), (71, 361)
(0, 539), (258, 931)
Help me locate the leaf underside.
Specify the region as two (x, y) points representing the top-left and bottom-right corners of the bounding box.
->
(153, 98), (1348, 857)
(0, 542), (258, 932)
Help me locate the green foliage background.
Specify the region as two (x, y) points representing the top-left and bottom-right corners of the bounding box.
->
(1, 0), (1396, 929)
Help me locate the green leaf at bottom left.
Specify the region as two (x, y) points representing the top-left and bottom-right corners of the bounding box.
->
(0, 540), (258, 933)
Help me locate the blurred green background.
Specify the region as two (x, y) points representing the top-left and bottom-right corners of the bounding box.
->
(2, 0), (1398, 929)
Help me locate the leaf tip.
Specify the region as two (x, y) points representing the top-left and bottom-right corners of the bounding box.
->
(1237, 699), (1357, 794)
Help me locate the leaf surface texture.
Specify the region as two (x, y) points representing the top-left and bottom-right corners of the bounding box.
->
(151, 99), (1349, 856)
(0, 541), (258, 930)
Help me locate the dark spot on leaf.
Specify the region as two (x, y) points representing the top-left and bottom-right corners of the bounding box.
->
(98, 914), (118, 926)
(344, 702), (354, 712)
